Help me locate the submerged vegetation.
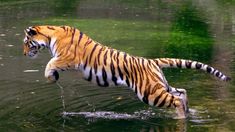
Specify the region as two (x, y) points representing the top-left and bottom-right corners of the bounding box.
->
(167, 3), (213, 62)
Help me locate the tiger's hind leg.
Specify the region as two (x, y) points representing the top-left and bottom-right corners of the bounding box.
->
(169, 87), (189, 115)
(146, 85), (187, 119)
(149, 70), (188, 118)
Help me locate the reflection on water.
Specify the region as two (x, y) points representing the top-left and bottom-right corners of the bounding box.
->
(0, 0), (235, 131)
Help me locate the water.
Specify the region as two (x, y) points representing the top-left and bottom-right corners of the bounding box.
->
(0, 0), (235, 131)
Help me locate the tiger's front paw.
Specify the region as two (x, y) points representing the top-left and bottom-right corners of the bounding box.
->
(45, 70), (59, 83)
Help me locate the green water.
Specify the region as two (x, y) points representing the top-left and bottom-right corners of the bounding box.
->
(0, 0), (235, 131)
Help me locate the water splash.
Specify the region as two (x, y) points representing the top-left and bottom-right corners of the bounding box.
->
(62, 111), (138, 119)
(56, 82), (66, 112)
(55, 82), (203, 121)
(55, 82), (154, 120)
(60, 108), (158, 120)
(56, 83), (205, 121)
(55, 83), (165, 120)
(56, 82), (66, 128)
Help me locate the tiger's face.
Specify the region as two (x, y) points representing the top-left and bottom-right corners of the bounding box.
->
(23, 26), (50, 59)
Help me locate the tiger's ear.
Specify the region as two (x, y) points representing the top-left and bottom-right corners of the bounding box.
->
(25, 27), (37, 36)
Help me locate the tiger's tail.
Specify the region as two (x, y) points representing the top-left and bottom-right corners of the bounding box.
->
(155, 58), (231, 82)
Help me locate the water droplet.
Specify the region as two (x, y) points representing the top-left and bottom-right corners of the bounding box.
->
(6, 44), (14, 47)
(0, 34), (6, 37)
(116, 96), (123, 100)
(23, 70), (39, 73)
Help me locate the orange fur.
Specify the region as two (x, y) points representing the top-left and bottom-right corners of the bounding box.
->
(23, 25), (231, 119)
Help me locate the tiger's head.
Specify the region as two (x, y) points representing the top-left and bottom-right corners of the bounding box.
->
(23, 26), (52, 58)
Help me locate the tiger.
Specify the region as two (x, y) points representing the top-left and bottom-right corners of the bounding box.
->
(23, 25), (231, 119)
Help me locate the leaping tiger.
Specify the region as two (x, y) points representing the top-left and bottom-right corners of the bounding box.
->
(23, 25), (231, 119)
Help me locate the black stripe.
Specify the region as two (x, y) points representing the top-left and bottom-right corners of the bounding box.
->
(47, 37), (51, 48)
(129, 58), (135, 89)
(73, 32), (83, 60)
(89, 44), (99, 64)
(176, 60), (182, 68)
(116, 51), (120, 63)
(96, 76), (101, 86)
(123, 63), (130, 77)
(158, 94), (168, 107)
(137, 58), (144, 80)
(110, 60), (118, 85)
(47, 26), (55, 30)
(153, 90), (166, 106)
(132, 58), (138, 89)
(142, 89), (150, 104)
(97, 47), (103, 65)
(212, 69), (216, 75)
(155, 59), (159, 66)
(132, 58), (138, 94)
(126, 78), (130, 87)
(141, 59), (146, 71)
(116, 52), (123, 80)
(94, 59), (98, 74)
(37, 31), (50, 39)
(60, 26), (66, 31)
(110, 49), (114, 59)
(219, 73), (223, 78)
(135, 58), (143, 90)
(102, 67), (109, 87)
(77, 32), (83, 46)
(142, 94), (149, 104)
(87, 68), (92, 81)
(124, 53), (128, 64)
(70, 28), (76, 44)
(103, 50), (108, 66)
(185, 61), (192, 68)
(216, 72), (220, 77)
(207, 66), (212, 73)
(117, 66), (123, 80)
(196, 63), (202, 69)
(167, 95), (174, 108)
(83, 57), (88, 70)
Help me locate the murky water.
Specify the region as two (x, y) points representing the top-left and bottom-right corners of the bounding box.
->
(0, 0), (235, 131)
